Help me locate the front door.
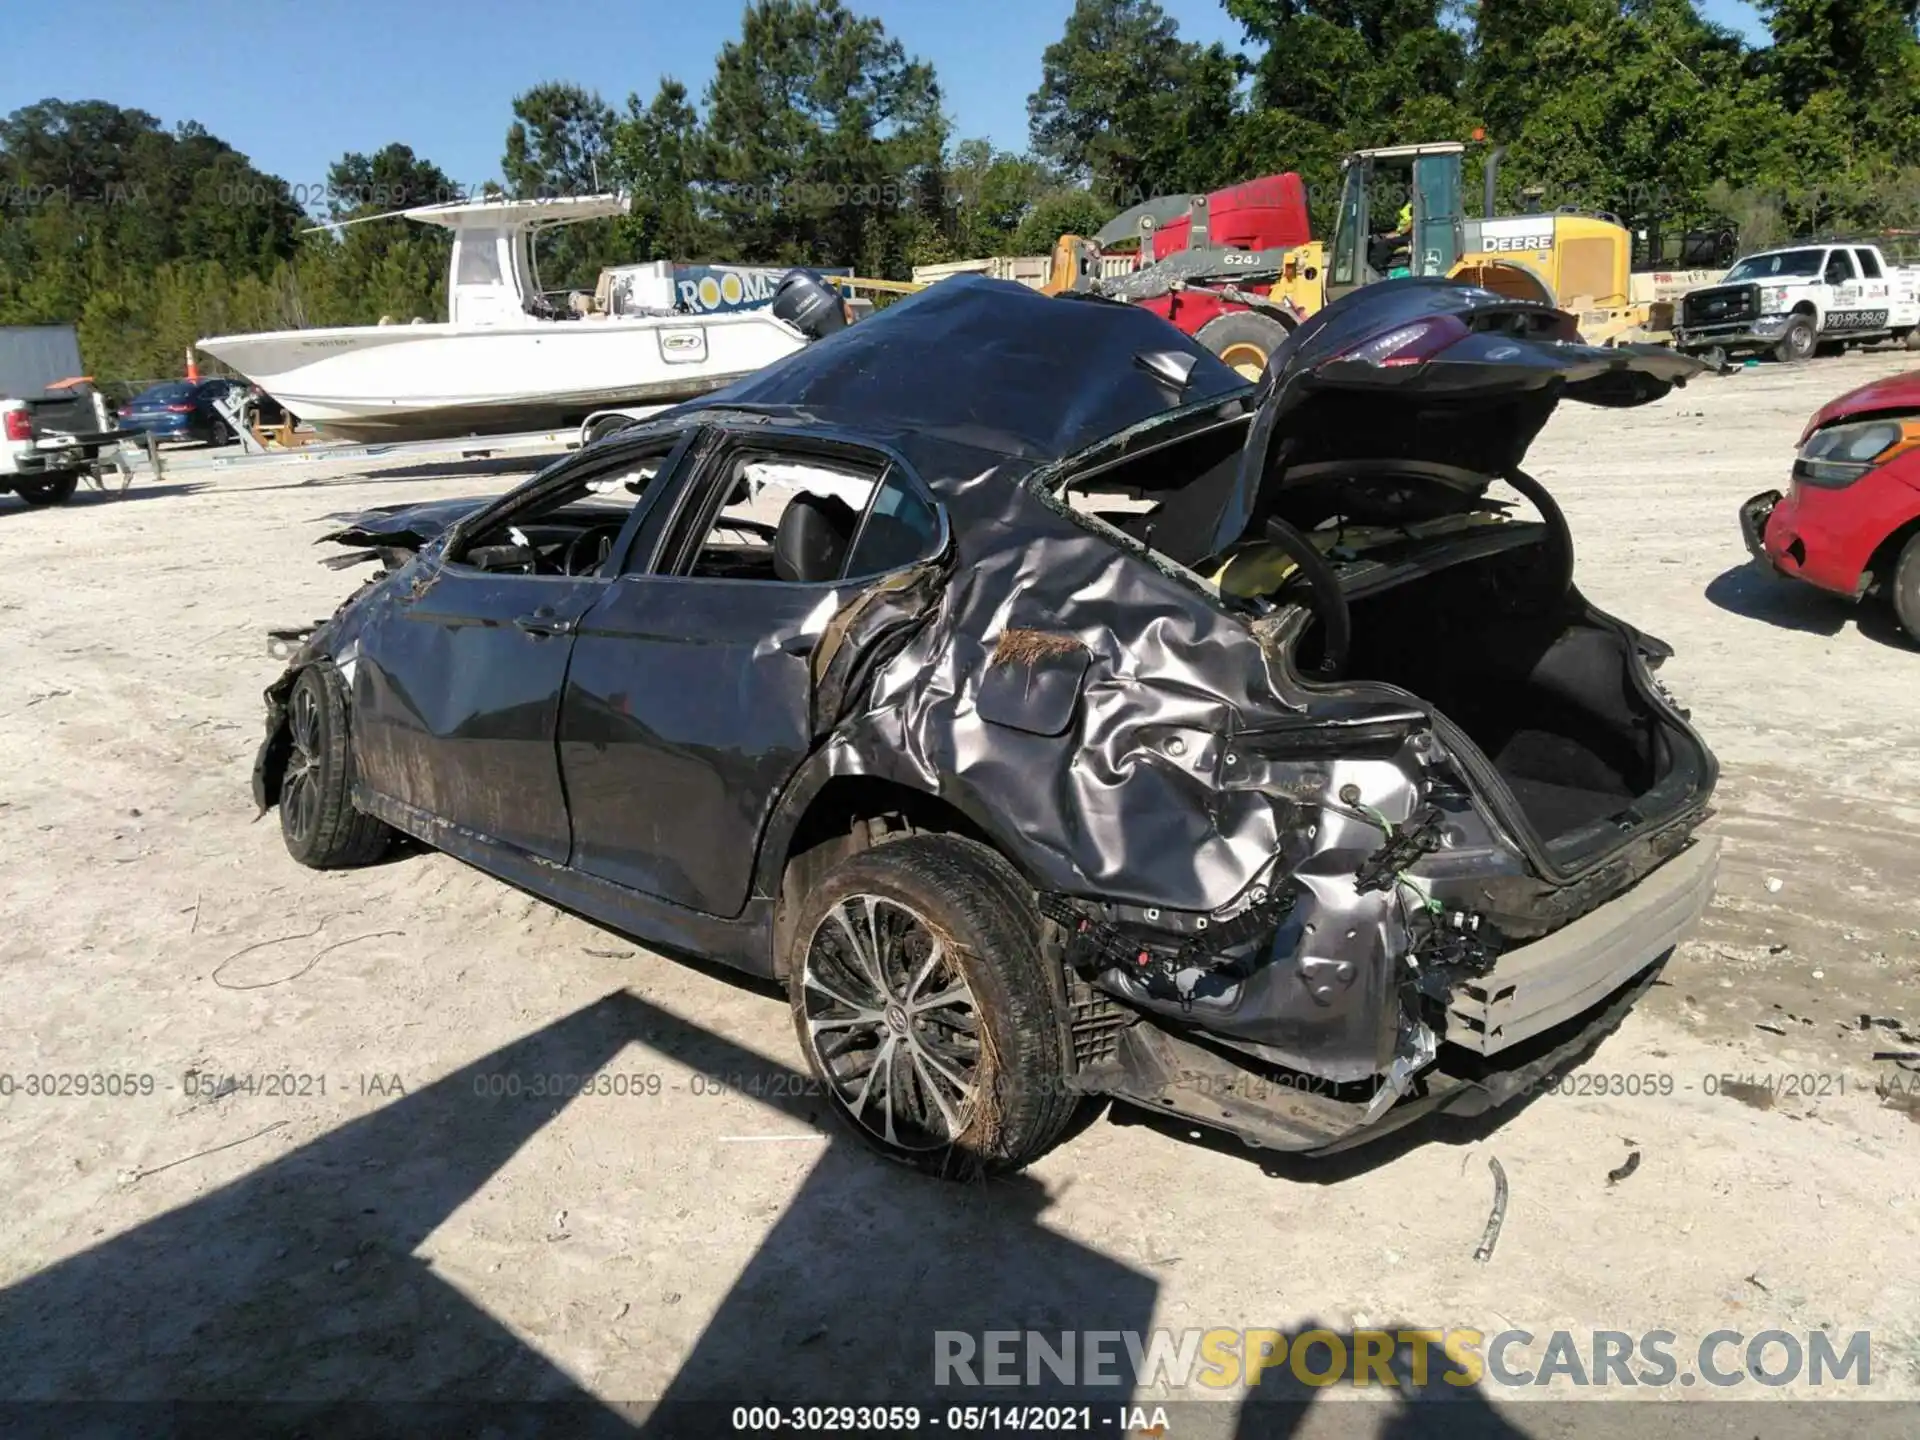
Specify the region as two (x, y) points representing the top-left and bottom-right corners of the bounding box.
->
(349, 570), (599, 862)
(348, 433), (693, 862)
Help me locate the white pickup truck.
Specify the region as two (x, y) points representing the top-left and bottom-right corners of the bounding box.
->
(1672, 242), (1920, 364)
(1, 392), (101, 507)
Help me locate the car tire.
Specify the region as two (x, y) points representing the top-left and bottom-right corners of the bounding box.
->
(1193, 311), (1296, 381)
(13, 474), (79, 506)
(1775, 315), (1816, 363)
(1906, 328), (1920, 352)
(278, 663), (392, 869)
(1890, 533), (1920, 646)
(786, 834), (1076, 1177)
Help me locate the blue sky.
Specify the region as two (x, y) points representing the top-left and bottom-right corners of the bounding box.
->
(3, 0), (1768, 198)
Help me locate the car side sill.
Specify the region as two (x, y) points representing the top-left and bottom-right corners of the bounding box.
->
(353, 785), (777, 977)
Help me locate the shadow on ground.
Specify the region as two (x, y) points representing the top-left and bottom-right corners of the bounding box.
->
(0, 974), (1581, 1435)
(3, 482), (210, 512)
(1705, 561), (1915, 649)
(0, 991), (1170, 1437)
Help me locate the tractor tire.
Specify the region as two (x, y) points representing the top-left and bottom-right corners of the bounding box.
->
(1194, 311), (1296, 382)
(785, 834), (1076, 1178)
(277, 662), (393, 869)
(1775, 314), (1817, 363)
(13, 474), (79, 507)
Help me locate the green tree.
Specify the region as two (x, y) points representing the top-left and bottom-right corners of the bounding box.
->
(327, 142), (459, 217)
(306, 144), (458, 324)
(1468, 2), (1793, 240)
(701, 0), (946, 274)
(943, 139), (1058, 256)
(1028, 0), (1244, 206)
(1010, 189), (1115, 252)
(503, 82), (622, 288)
(503, 82), (617, 198)
(0, 99), (303, 377)
(610, 79), (716, 261)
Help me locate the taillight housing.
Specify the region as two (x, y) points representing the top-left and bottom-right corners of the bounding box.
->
(166, 403), (196, 413)
(3, 408), (31, 442)
(117, 405), (132, 418)
(1334, 313), (1470, 367)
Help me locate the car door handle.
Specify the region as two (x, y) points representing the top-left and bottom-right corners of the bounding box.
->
(514, 609), (575, 638)
(778, 633), (817, 657)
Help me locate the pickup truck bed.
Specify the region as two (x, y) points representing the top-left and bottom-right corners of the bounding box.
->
(2, 394), (149, 507)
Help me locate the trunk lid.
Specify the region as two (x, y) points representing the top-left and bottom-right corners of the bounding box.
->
(1216, 280), (1702, 553)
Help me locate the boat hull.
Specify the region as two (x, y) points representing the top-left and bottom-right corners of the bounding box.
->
(197, 313), (807, 443)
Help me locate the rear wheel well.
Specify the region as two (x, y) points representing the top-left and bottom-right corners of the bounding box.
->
(772, 777), (1007, 977)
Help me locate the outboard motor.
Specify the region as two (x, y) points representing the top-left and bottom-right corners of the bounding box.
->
(772, 270), (850, 340)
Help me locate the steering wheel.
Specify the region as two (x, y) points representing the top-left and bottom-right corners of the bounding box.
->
(1261, 515), (1351, 680)
(562, 522), (627, 576)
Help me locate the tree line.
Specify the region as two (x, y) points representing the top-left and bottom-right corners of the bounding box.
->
(4, 0), (1920, 383)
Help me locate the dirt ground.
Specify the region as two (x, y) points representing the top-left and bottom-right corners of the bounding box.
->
(1, 356), (1917, 1432)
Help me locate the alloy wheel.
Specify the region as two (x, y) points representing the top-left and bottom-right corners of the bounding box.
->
(281, 679), (323, 844)
(800, 894), (982, 1152)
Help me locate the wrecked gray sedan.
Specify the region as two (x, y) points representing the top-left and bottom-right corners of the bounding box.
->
(253, 275), (1718, 1175)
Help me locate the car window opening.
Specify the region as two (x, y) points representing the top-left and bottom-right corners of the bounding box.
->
(684, 450), (941, 584)
(449, 447), (672, 578)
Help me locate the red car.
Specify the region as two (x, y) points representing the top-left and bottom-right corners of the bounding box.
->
(1743, 370), (1920, 641)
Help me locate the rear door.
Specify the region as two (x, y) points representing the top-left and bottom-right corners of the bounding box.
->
(557, 431), (949, 913)
(347, 433), (693, 862)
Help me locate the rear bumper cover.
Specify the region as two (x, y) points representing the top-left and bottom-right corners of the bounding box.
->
(1080, 835), (1719, 1154)
(1445, 835), (1717, 1054)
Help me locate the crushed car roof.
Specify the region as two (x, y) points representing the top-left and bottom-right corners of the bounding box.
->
(677, 275), (1250, 462)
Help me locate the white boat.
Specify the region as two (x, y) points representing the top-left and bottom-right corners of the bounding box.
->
(198, 195), (811, 443)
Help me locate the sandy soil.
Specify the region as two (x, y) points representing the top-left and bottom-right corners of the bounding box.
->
(0, 359), (1916, 1429)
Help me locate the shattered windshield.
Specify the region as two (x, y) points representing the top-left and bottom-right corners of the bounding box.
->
(1724, 250), (1824, 282)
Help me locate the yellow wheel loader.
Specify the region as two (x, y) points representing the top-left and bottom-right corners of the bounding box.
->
(1047, 140), (1671, 376)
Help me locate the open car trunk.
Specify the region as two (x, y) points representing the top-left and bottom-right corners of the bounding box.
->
(1052, 278), (1713, 882)
(1336, 534), (1695, 863)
